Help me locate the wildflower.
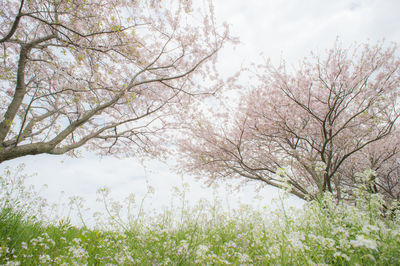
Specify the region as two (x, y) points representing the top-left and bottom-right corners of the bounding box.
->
(20, 242), (28, 250)
(355, 169), (376, 183)
(68, 246), (89, 260)
(364, 169), (376, 179)
(39, 242), (49, 250)
(114, 251), (132, 265)
(350, 235), (378, 250)
(333, 251), (350, 261)
(196, 244), (209, 257)
(39, 254), (51, 264)
(333, 226), (350, 238)
(283, 231), (307, 254)
(362, 224), (379, 235)
(97, 186), (110, 197)
(4, 262), (21, 266)
(30, 236), (43, 246)
(338, 238), (351, 249)
(72, 238), (81, 245)
(224, 241), (237, 249)
(177, 240), (189, 256)
(236, 252), (252, 263)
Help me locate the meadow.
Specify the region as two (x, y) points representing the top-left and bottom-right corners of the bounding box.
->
(1, 165), (399, 265)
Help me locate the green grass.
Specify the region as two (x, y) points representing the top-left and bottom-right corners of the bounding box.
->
(1, 166), (400, 265)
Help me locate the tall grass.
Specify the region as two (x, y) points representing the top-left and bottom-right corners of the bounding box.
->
(1, 165), (399, 265)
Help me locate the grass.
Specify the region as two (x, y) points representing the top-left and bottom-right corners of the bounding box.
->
(1, 165), (400, 265)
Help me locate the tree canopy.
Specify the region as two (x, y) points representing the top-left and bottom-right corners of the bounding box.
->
(0, 0), (229, 163)
(179, 41), (400, 203)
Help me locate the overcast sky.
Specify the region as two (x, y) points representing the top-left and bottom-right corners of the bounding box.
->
(1, 0), (400, 225)
(216, 0), (400, 66)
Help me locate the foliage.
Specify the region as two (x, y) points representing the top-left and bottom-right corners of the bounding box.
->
(1, 166), (400, 265)
(179, 40), (400, 203)
(0, 0), (230, 163)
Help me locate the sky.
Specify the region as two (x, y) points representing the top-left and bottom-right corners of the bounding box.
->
(1, 0), (400, 226)
(215, 0), (400, 66)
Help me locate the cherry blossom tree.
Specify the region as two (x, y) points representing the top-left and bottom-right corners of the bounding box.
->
(179, 41), (400, 203)
(339, 131), (400, 203)
(0, 0), (230, 163)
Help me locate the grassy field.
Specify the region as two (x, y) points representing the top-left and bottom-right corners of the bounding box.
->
(1, 165), (399, 265)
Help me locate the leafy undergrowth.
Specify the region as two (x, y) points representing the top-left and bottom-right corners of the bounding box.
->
(1, 166), (399, 265)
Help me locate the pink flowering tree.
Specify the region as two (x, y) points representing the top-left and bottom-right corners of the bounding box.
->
(179, 41), (400, 203)
(0, 0), (231, 163)
(339, 130), (400, 202)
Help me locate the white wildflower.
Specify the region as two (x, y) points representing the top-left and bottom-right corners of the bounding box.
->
(72, 238), (81, 245)
(177, 240), (189, 256)
(333, 251), (350, 261)
(356, 169), (376, 183)
(196, 244), (209, 257)
(268, 244), (281, 259)
(362, 224), (379, 235)
(69, 246), (89, 260)
(236, 252), (252, 263)
(224, 240), (237, 249)
(39, 254), (51, 264)
(287, 231), (306, 252)
(364, 169), (376, 179)
(350, 235), (378, 250)
(333, 226), (349, 238)
(47, 238), (56, 247)
(20, 242), (28, 250)
(4, 262), (21, 266)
